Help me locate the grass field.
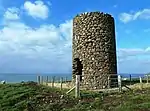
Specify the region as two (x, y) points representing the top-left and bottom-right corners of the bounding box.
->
(1, 81), (150, 111)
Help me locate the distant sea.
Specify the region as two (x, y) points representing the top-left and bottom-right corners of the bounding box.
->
(0, 73), (72, 83)
(0, 73), (146, 83)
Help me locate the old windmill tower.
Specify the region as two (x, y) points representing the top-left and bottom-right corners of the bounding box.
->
(72, 12), (117, 89)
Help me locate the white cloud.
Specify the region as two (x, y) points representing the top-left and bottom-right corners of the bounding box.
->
(0, 5), (72, 72)
(4, 7), (20, 20)
(119, 13), (132, 23)
(117, 47), (150, 62)
(0, 20), (72, 57)
(23, 0), (49, 19)
(0, 1), (72, 73)
(117, 48), (150, 73)
(119, 8), (150, 23)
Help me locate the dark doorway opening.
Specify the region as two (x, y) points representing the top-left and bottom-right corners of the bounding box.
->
(73, 58), (83, 81)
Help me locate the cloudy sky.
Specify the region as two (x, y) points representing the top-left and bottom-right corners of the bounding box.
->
(0, 0), (150, 74)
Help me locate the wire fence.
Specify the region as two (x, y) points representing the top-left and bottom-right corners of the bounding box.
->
(1, 73), (149, 91)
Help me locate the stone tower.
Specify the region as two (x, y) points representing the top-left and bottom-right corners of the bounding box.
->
(72, 12), (117, 89)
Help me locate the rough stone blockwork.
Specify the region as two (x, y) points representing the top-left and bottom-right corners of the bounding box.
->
(72, 12), (117, 89)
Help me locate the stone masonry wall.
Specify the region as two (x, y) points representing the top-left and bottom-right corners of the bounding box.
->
(72, 12), (117, 89)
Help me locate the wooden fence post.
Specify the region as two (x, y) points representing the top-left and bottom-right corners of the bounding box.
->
(37, 75), (40, 84)
(60, 77), (63, 90)
(75, 75), (80, 98)
(52, 76), (55, 88)
(146, 75), (149, 84)
(57, 77), (59, 83)
(107, 75), (110, 89)
(65, 77), (67, 83)
(94, 76), (96, 89)
(139, 76), (142, 83)
(46, 76), (48, 85)
(49, 77), (51, 83)
(118, 75), (122, 92)
(129, 74), (132, 85)
(41, 76), (44, 85)
(139, 76), (143, 89)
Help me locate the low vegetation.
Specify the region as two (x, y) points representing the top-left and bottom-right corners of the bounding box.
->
(0, 81), (150, 111)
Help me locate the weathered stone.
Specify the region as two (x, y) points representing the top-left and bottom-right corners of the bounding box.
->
(72, 12), (117, 89)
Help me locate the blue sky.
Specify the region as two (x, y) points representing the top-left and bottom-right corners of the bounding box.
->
(0, 0), (150, 74)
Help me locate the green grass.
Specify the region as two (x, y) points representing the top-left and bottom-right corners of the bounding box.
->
(0, 82), (78, 111)
(1, 81), (150, 111)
